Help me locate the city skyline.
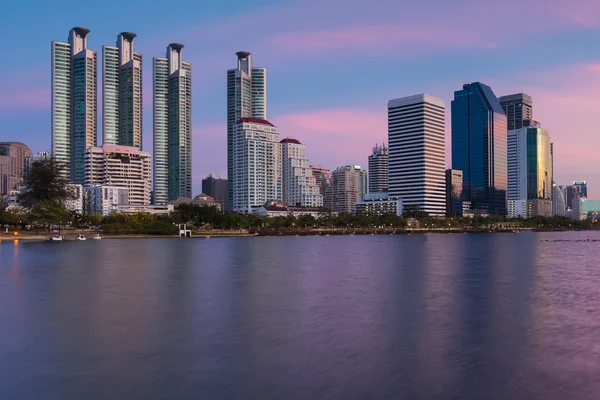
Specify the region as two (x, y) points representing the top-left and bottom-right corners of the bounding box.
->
(2, 0), (600, 196)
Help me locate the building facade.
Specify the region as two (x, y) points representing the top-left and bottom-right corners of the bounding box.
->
(102, 32), (143, 149)
(355, 192), (403, 216)
(153, 44), (192, 203)
(202, 173), (229, 211)
(552, 184), (566, 216)
(445, 169), (463, 217)
(388, 94), (446, 217)
(572, 181), (587, 198)
(51, 27), (97, 183)
(232, 118), (281, 213)
(368, 143), (388, 193)
(507, 126), (553, 218)
(84, 185), (130, 216)
(84, 144), (151, 205)
(280, 138), (323, 207)
(330, 165), (367, 214)
(227, 52), (267, 210)
(499, 93), (533, 131)
(452, 82), (508, 216)
(0, 142), (32, 197)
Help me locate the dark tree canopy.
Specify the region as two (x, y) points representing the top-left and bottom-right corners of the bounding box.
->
(19, 158), (74, 207)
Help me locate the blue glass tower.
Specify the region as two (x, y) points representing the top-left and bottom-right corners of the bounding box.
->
(451, 82), (507, 216)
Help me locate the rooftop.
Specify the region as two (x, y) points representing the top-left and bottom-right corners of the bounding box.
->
(236, 117), (275, 127)
(280, 138), (301, 144)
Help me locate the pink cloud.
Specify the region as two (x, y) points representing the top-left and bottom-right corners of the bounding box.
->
(275, 108), (387, 168)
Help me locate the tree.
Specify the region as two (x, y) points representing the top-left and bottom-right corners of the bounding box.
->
(19, 158), (74, 207)
(402, 205), (429, 219)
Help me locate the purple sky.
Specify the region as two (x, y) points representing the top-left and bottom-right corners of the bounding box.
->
(1, 0), (599, 196)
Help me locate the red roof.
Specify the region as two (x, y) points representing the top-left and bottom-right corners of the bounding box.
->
(280, 138), (301, 144)
(236, 117), (275, 126)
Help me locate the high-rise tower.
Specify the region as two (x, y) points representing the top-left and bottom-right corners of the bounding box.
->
(51, 27), (98, 182)
(102, 32), (143, 149)
(153, 44), (192, 203)
(452, 82), (508, 216)
(227, 51), (267, 211)
(499, 93), (533, 131)
(368, 143), (388, 193)
(388, 94), (446, 216)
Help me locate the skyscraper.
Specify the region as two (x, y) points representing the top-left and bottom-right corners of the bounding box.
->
(102, 32), (143, 149)
(227, 52), (267, 210)
(153, 44), (192, 203)
(388, 94), (446, 216)
(552, 183), (566, 216)
(368, 143), (388, 193)
(507, 126), (553, 217)
(330, 165), (367, 214)
(499, 93), (533, 131)
(452, 82), (508, 216)
(572, 181), (588, 198)
(51, 27), (97, 182)
(0, 142), (32, 196)
(280, 138), (323, 207)
(232, 117), (281, 213)
(202, 174), (228, 211)
(445, 169), (463, 217)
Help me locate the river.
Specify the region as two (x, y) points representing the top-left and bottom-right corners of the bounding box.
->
(0, 232), (599, 399)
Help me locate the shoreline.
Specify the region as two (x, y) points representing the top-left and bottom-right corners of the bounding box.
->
(1, 227), (594, 241)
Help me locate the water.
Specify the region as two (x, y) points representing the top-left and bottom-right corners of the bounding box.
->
(0, 232), (599, 399)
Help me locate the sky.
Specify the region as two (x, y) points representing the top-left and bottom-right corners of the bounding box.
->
(1, 0), (600, 196)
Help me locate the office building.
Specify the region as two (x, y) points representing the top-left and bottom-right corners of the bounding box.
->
(499, 93), (533, 131)
(51, 27), (97, 182)
(153, 44), (193, 203)
(311, 165), (332, 209)
(388, 93), (446, 217)
(552, 184), (566, 216)
(368, 143), (388, 193)
(202, 173), (229, 211)
(103, 32), (143, 149)
(84, 144), (151, 205)
(281, 138), (323, 207)
(84, 185), (130, 216)
(0, 142), (32, 196)
(330, 165), (367, 214)
(573, 181), (588, 198)
(355, 192), (403, 216)
(507, 126), (553, 218)
(64, 184), (84, 214)
(445, 169), (464, 217)
(452, 82), (508, 215)
(232, 117), (281, 213)
(227, 51), (267, 209)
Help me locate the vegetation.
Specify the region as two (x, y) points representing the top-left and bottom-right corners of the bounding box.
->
(1, 158), (596, 234)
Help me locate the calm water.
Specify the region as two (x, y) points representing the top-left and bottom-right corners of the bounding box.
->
(0, 232), (599, 399)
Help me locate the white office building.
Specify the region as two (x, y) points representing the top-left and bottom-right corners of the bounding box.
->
(388, 94), (446, 216)
(84, 144), (151, 205)
(51, 27), (97, 183)
(280, 138), (323, 207)
(84, 185), (129, 216)
(232, 117), (281, 213)
(153, 44), (192, 203)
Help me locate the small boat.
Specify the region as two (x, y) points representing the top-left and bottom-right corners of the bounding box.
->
(92, 233), (102, 240)
(76, 234), (87, 241)
(50, 235), (63, 241)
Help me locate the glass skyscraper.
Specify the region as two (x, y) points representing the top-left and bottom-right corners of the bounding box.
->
(451, 82), (508, 216)
(102, 32), (143, 149)
(51, 27), (97, 183)
(153, 44), (192, 203)
(227, 51), (267, 211)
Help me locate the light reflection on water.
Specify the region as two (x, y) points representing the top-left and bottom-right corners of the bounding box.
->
(0, 232), (599, 399)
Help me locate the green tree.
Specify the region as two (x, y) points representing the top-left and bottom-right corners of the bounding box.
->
(19, 158), (74, 206)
